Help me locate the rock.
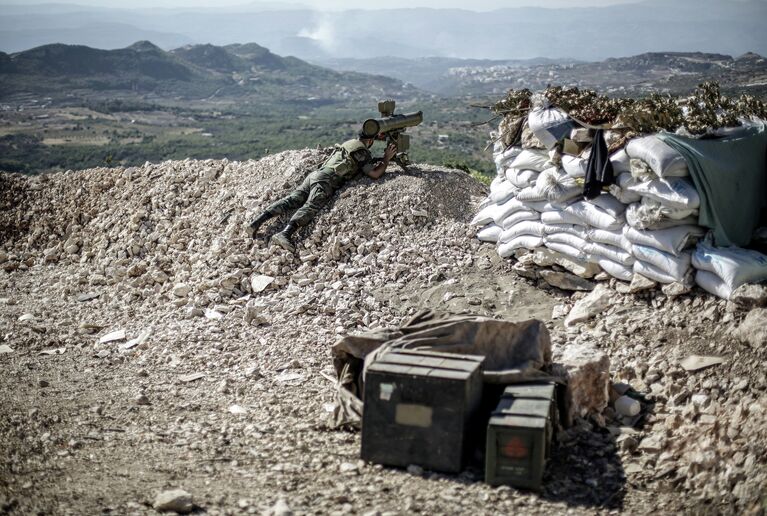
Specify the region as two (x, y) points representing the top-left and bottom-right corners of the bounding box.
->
(679, 355), (725, 372)
(120, 330), (151, 351)
(732, 308), (767, 348)
(266, 499), (293, 516)
(552, 343), (610, 423)
(243, 300), (269, 326)
(638, 434), (665, 454)
(540, 270), (595, 291)
(251, 274), (275, 293)
(99, 330), (126, 344)
(730, 283), (767, 309)
(0, 345), (13, 354)
(135, 394), (150, 406)
(172, 283), (191, 298)
(0, 251), (7, 263)
(564, 284), (615, 327)
(406, 464), (424, 476)
(76, 292), (100, 302)
(628, 273), (656, 293)
(662, 281), (691, 298)
(204, 308), (223, 320)
(228, 404), (247, 415)
(339, 462), (359, 474)
(178, 373), (205, 383)
(18, 313), (35, 323)
(531, 249), (601, 278)
(153, 489), (193, 514)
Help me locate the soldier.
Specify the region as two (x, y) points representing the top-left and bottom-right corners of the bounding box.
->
(248, 131), (398, 252)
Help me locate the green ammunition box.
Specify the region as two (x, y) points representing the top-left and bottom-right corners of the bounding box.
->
(361, 349), (484, 473)
(485, 382), (557, 490)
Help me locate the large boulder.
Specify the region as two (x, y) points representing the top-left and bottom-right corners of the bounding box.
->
(551, 342), (611, 424)
(564, 284), (615, 327)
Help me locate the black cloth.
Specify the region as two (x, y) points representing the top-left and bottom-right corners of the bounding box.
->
(583, 129), (615, 199)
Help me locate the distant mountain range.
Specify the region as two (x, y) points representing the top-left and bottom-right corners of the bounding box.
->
(0, 0), (765, 61)
(0, 41), (415, 101)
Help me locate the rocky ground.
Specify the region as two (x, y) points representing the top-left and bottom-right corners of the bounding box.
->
(0, 150), (765, 515)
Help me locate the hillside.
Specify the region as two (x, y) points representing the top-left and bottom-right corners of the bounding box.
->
(1, 152), (766, 513)
(0, 40), (414, 101)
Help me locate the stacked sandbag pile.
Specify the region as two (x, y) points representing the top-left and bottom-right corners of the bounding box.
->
(474, 87), (767, 298)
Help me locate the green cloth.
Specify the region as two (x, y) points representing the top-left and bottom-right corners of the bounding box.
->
(659, 122), (767, 247)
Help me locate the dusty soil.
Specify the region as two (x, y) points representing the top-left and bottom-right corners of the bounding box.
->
(0, 152), (765, 515)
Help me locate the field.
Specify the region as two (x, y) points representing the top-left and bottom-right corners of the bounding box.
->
(0, 93), (498, 180)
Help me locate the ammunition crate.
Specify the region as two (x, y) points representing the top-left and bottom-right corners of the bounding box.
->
(485, 382), (557, 490)
(361, 349), (484, 473)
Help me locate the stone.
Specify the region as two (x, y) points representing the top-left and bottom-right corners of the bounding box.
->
(730, 283), (767, 309)
(531, 249), (601, 278)
(120, 330), (151, 351)
(732, 308), (767, 348)
(628, 273), (656, 293)
(172, 283), (191, 297)
(228, 404), (247, 415)
(251, 274), (275, 293)
(406, 464), (424, 476)
(99, 330), (126, 344)
(18, 313), (35, 323)
(179, 373), (205, 383)
(0, 251), (7, 263)
(564, 284), (615, 327)
(0, 344), (13, 354)
(551, 343), (610, 423)
(135, 394), (150, 406)
(679, 355), (725, 372)
(76, 292), (99, 302)
(153, 489), (193, 514)
(243, 300), (269, 326)
(540, 270), (595, 291)
(266, 499), (293, 516)
(204, 308), (223, 320)
(638, 434), (665, 454)
(662, 281), (691, 298)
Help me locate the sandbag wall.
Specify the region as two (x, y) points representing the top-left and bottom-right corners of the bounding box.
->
(473, 105), (767, 298)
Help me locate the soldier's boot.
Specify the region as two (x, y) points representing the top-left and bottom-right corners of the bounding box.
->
(271, 222), (298, 252)
(249, 211), (274, 237)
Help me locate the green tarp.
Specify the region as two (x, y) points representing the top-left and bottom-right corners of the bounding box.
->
(658, 122), (767, 247)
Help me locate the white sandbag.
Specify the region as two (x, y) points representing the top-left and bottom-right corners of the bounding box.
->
(629, 158), (656, 181)
(494, 198), (528, 224)
(536, 167), (581, 203)
(597, 257), (634, 281)
(608, 184), (642, 204)
(506, 168), (538, 189)
(528, 106), (574, 149)
(633, 244), (691, 282)
(490, 180), (519, 204)
(692, 242), (767, 291)
(625, 199), (699, 230)
(610, 149), (631, 174)
(588, 242), (635, 267)
(494, 146), (523, 169)
(626, 135), (689, 178)
(477, 224), (503, 243)
(564, 200), (625, 231)
(586, 193), (626, 217)
(543, 223), (589, 239)
(524, 200), (557, 213)
(545, 242), (588, 262)
(695, 270), (733, 299)
(510, 149), (551, 172)
(490, 175), (506, 191)
(500, 220), (546, 242)
(545, 232), (588, 251)
(624, 225), (705, 256)
(561, 155), (588, 179)
(541, 210), (583, 225)
(633, 260), (679, 284)
(589, 228), (632, 253)
(501, 209), (539, 230)
(471, 202), (500, 226)
(516, 185), (547, 202)
(623, 177), (700, 210)
(498, 235), (544, 258)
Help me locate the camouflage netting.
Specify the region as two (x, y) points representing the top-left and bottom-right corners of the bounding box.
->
(492, 81), (767, 145)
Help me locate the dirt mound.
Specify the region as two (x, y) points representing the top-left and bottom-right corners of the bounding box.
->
(1, 151), (765, 514)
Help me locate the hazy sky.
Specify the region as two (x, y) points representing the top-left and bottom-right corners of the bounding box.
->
(0, 0), (646, 10)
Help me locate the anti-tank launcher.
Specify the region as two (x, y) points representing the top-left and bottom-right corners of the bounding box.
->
(362, 99), (423, 169)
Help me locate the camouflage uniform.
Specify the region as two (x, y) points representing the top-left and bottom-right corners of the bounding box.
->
(265, 139), (375, 227)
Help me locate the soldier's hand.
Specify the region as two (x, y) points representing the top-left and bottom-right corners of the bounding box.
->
(384, 143), (398, 162)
